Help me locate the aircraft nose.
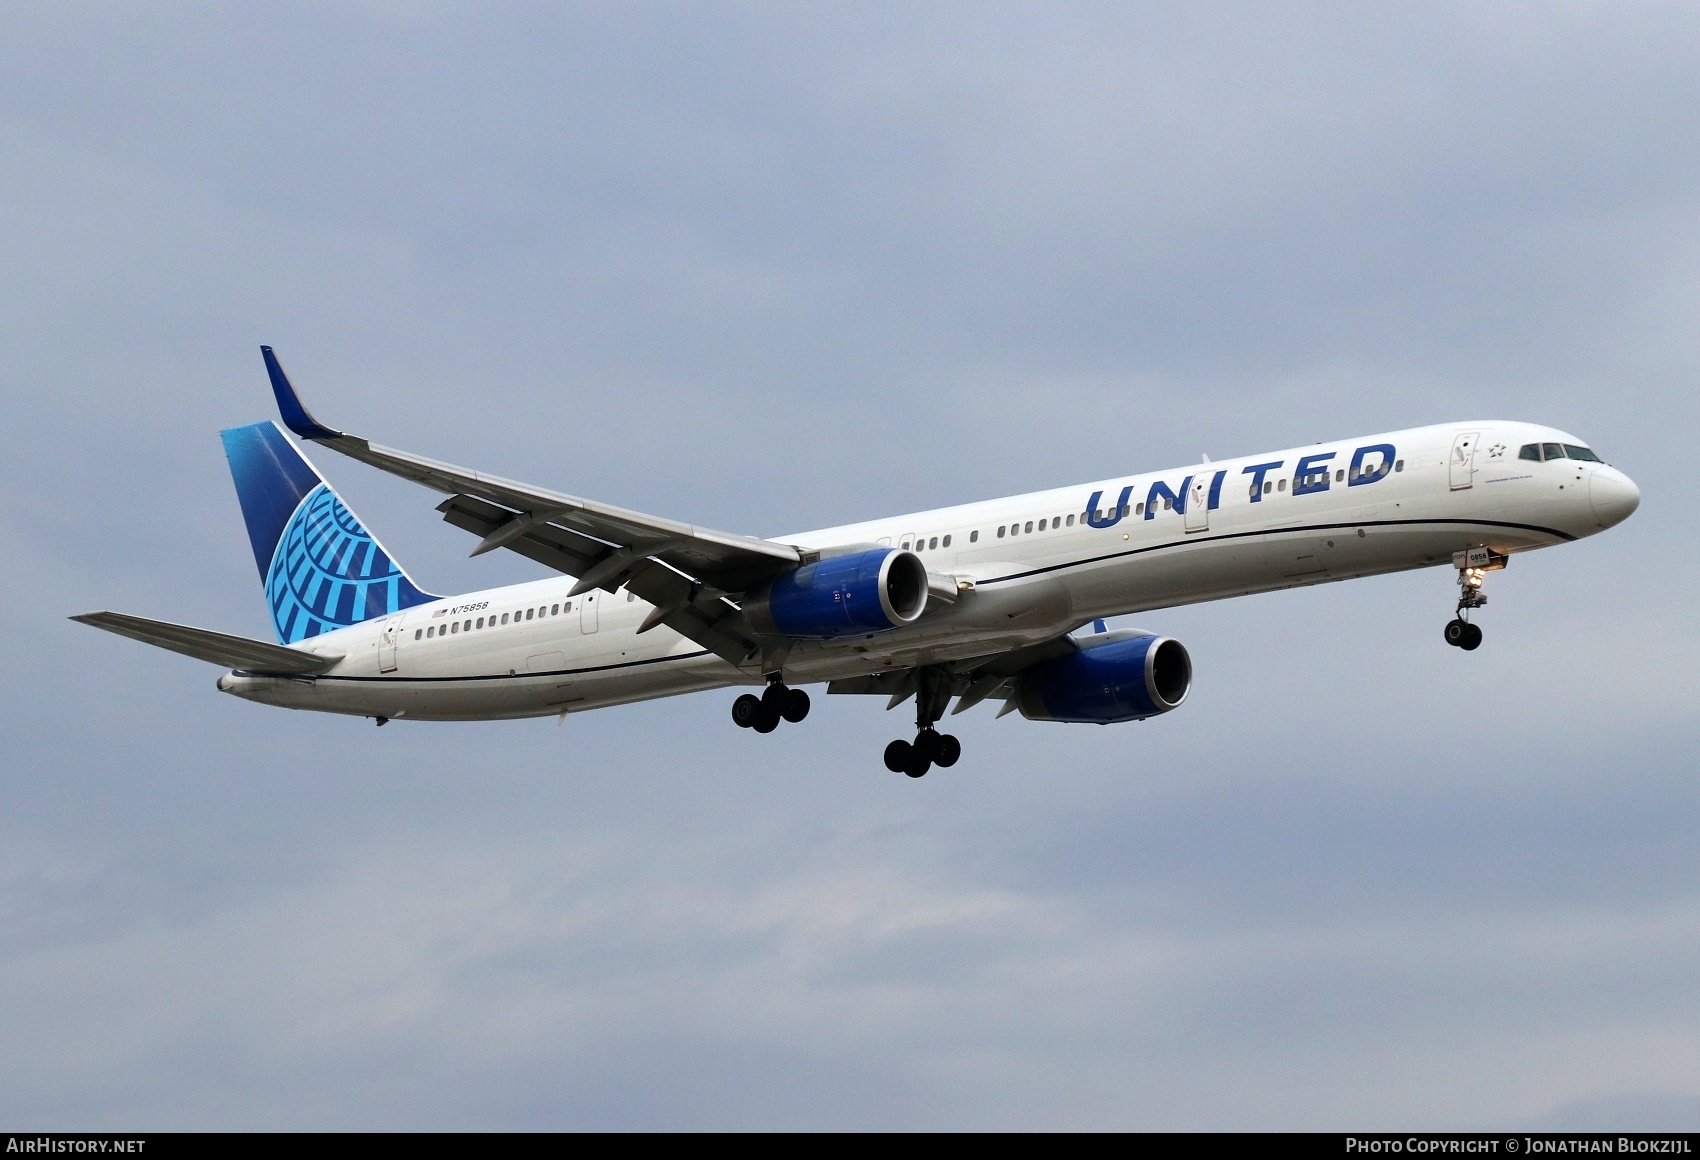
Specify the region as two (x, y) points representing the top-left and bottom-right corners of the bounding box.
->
(1589, 465), (1640, 528)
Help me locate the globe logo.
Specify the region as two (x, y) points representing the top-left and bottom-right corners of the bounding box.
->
(265, 484), (418, 643)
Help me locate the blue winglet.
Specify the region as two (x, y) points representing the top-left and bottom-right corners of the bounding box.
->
(261, 346), (343, 441)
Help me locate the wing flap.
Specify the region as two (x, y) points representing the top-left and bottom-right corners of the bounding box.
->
(71, 612), (342, 674)
(436, 493), (763, 669)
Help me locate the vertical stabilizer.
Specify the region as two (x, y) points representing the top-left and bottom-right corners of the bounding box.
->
(220, 421), (436, 644)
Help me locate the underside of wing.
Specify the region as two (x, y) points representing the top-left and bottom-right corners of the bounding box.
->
(71, 611), (343, 674)
(827, 631), (1088, 716)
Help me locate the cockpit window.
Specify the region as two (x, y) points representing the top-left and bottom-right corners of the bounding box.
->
(1518, 444), (1541, 461)
(1541, 442), (1566, 461)
(1563, 444), (1602, 462)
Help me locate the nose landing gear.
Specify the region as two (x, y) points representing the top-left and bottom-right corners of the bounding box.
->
(732, 679), (810, 733)
(1445, 548), (1505, 651)
(1443, 617), (1483, 651)
(882, 667), (962, 777)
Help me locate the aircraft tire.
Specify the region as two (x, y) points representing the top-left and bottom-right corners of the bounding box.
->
(1444, 619), (1468, 647)
(731, 693), (763, 728)
(752, 705), (781, 733)
(1459, 623), (1483, 651)
(934, 734), (961, 768)
(782, 688), (811, 723)
(884, 739), (912, 773)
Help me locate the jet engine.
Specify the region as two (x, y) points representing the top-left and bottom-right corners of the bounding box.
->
(1016, 632), (1192, 723)
(744, 547), (928, 639)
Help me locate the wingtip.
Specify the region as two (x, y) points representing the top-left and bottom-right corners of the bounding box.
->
(261, 345), (343, 441)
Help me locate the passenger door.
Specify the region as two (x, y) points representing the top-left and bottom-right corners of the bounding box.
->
(378, 617), (402, 673)
(580, 591), (599, 634)
(1449, 432), (1479, 491)
(1184, 475), (1209, 533)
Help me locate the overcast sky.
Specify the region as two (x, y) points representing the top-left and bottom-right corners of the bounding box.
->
(3, 2), (1698, 1130)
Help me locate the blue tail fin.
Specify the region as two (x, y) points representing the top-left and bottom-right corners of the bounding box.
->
(219, 421), (437, 644)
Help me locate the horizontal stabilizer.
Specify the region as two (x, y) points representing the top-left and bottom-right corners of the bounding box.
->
(70, 611), (342, 674)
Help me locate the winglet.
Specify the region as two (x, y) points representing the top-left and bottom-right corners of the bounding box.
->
(261, 346), (343, 441)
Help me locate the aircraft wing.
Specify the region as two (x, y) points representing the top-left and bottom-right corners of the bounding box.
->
(71, 611), (342, 674)
(262, 347), (790, 667)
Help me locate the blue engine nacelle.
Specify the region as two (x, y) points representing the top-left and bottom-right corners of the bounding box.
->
(1016, 632), (1192, 723)
(744, 547), (929, 639)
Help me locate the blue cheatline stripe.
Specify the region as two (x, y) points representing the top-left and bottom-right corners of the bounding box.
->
(284, 517), (1570, 673)
(974, 517), (1575, 587)
(298, 649), (718, 683)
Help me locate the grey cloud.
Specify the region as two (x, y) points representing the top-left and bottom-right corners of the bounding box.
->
(1, 1), (1696, 1129)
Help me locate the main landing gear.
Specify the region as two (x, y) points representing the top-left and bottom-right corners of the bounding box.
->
(732, 680), (810, 733)
(1444, 548), (1506, 652)
(881, 667), (962, 778)
(883, 730), (961, 779)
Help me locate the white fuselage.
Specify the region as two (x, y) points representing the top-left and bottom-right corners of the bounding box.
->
(218, 421), (1637, 722)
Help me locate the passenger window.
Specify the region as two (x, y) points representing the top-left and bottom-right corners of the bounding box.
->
(501, 613), (508, 624)
(942, 534), (952, 547)
(901, 540), (911, 550)
(563, 601), (571, 613)
(1564, 445), (1602, 462)
(464, 620), (471, 632)
(997, 526), (1006, 538)
(1542, 442), (1566, 461)
(1024, 521), (1033, 533)
(1264, 481), (1272, 494)
(1278, 480), (1286, 491)
(929, 536), (938, 549)
(1395, 460), (1404, 471)
(1136, 502), (1144, 514)
(1336, 469), (1344, 482)
(525, 609), (533, 620)
(1038, 520), (1047, 531)
(450, 622), (458, 634)
(970, 531), (979, 543)
(1066, 514), (1074, 527)
(476, 617), (484, 629)
(415, 629), (422, 640)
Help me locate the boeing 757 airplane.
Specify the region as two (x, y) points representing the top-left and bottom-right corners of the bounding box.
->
(74, 348), (1640, 777)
